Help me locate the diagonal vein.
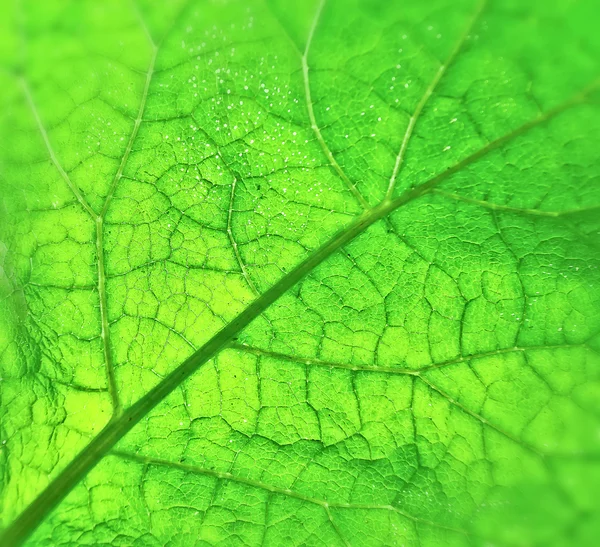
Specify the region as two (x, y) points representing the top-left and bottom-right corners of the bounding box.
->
(434, 189), (600, 218)
(386, 0), (487, 199)
(20, 78), (122, 414)
(95, 214), (120, 414)
(2, 77), (596, 547)
(20, 79), (97, 219)
(100, 42), (157, 218)
(227, 176), (260, 295)
(417, 375), (543, 457)
(302, 0), (370, 210)
(401, 78), (599, 198)
(111, 450), (467, 535)
(229, 341), (587, 375)
(96, 35), (157, 417)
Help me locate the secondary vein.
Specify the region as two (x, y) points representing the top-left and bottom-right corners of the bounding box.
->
(21, 79), (97, 219)
(20, 79), (123, 414)
(386, 0), (487, 199)
(302, 0), (370, 210)
(111, 450), (467, 535)
(434, 189), (600, 218)
(101, 40), (157, 217)
(229, 341), (586, 375)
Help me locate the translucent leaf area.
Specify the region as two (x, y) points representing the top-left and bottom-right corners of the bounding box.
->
(1, 0), (599, 545)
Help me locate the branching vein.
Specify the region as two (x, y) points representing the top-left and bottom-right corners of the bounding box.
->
(21, 79), (96, 219)
(417, 375), (543, 457)
(112, 450), (467, 535)
(434, 189), (600, 218)
(229, 342), (586, 375)
(303, 0), (370, 210)
(20, 78), (123, 413)
(101, 40), (157, 217)
(227, 179), (260, 296)
(95, 215), (120, 414)
(386, 0), (487, 199)
(98, 36), (157, 416)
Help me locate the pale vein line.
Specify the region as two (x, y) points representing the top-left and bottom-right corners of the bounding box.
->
(417, 343), (587, 372)
(303, 0), (370, 210)
(229, 342), (418, 375)
(433, 189), (600, 218)
(100, 40), (157, 217)
(232, 340), (580, 459)
(20, 78), (122, 412)
(409, 78), (599, 200)
(21, 79), (96, 219)
(325, 505), (351, 547)
(227, 178), (259, 296)
(417, 375), (543, 458)
(111, 450), (466, 534)
(98, 31), (157, 417)
(182, 121), (259, 297)
(386, 0), (487, 199)
(95, 215), (120, 414)
(230, 342), (585, 375)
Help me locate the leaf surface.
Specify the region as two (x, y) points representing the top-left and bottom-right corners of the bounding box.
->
(1, 0), (600, 545)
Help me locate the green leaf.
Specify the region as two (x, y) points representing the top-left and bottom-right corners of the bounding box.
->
(1, 0), (599, 545)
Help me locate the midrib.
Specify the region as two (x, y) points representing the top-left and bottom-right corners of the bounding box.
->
(1, 83), (592, 546)
(0, 180), (428, 547)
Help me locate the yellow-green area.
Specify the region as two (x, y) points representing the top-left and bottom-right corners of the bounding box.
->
(1, 0), (599, 545)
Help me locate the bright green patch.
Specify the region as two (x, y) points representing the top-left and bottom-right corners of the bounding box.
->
(1, 0), (599, 545)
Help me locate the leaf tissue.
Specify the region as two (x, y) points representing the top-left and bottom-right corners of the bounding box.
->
(1, 0), (599, 545)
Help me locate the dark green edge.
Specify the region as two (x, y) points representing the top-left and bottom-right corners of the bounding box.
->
(0, 85), (594, 546)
